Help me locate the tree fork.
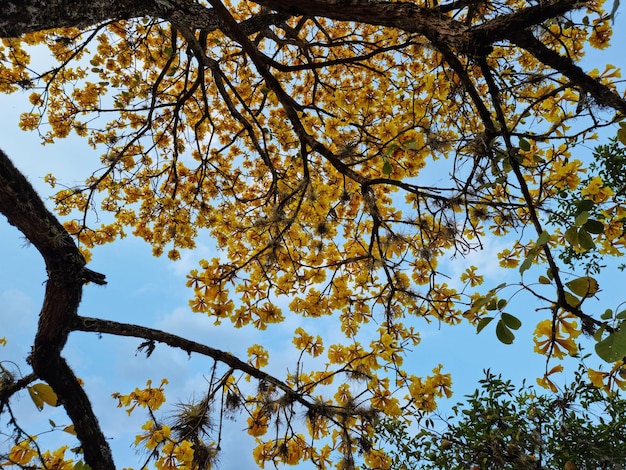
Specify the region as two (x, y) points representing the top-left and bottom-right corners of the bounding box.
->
(0, 148), (113, 469)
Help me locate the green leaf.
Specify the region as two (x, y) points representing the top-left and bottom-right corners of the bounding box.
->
(496, 320), (515, 344)
(486, 299), (498, 311)
(519, 137), (531, 152)
(383, 143), (399, 157)
(501, 312), (522, 330)
(595, 322), (626, 362)
(566, 276), (599, 298)
(564, 226), (579, 247)
(402, 139), (418, 150)
(546, 268), (554, 280)
(594, 323), (607, 341)
(519, 251), (536, 275)
(601, 309), (614, 320)
(382, 160), (393, 175)
(502, 158), (512, 173)
(476, 316), (494, 334)
(538, 275), (551, 284)
(583, 219), (604, 234)
(472, 296), (491, 309)
(49, 419), (57, 428)
(575, 211), (590, 227)
(616, 310), (626, 320)
(564, 291), (582, 308)
(573, 199), (594, 214)
(536, 230), (550, 246)
(497, 298), (507, 310)
(578, 228), (596, 251)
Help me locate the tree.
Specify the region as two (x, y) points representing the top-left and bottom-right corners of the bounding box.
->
(0, 0), (625, 468)
(368, 361), (626, 469)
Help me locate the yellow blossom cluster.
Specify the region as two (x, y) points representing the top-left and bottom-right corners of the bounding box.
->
(112, 378), (168, 415)
(588, 361), (626, 392)
(1, 442), (78, 470)
(534, 312), (581, 360)
(1, 0), (622, 466)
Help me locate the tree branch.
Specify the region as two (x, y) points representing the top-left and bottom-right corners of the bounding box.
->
(72, 315), (368, 418)
(510, 30), (626, 115)
(0, 148), (113, 469)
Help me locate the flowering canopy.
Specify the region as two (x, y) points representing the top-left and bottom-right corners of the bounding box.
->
(0, 0), (626, 468)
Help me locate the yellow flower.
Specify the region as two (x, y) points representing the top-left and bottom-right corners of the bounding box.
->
(588, 368), (607, 388)
(247, 408), (269, 437)
(5, 439), (37, 465)
(460, 266), (484, 287)
(498, 249), (519, 268)
(135, 422), (171, 450)
(247, 344), (269, 368)
(364, 448), (392, 470)
(589, 21), (612, 49)
(40, 446), (73, 470)
(581, 176), (614, 203)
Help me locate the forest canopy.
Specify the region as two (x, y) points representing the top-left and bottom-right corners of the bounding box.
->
(1, 0), (626, 468)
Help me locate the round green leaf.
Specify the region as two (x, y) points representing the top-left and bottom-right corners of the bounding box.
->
(601, 309), (613, 320)
(574, 199), (594, 213)
(566, 276), (599, 298)
(583, 219), (604, 234)
(563, 291), (582, 308)
(595, 323), (626, 362)
(519, 137), (531, 151)
(496, 320), (515, 344)
(575, 211), (590, 227)
(501, 312), (522, 330)
(577, 228), (596, 251)
(564, 226), (579, 247)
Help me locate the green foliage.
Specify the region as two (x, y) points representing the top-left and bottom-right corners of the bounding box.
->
(368, 364), (626, 469)
(552, 138), (626, 273)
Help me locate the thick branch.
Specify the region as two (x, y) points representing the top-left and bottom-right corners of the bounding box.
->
(0, 148), (113, 469)
(472, 0), (584, 44)
(73, 315), (365, 418)
(510, 30), (626, 115)
(0, 0), (285, 38)
(0, 0), (154, 37)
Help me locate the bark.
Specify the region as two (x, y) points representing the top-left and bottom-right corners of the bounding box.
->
(0, 0), (581, 47)
(510, 30), (626, 114)
(0, 149), (112, 469)
(2, 0), (623, 114)
(0, 0), (282, 38)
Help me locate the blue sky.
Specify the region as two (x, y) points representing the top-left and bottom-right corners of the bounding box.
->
(1, 14), (626, 469)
